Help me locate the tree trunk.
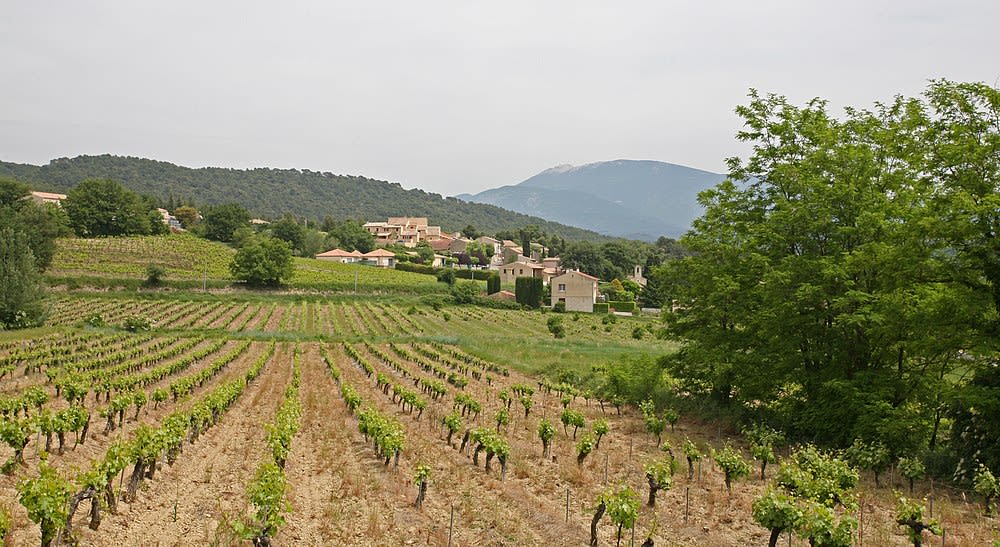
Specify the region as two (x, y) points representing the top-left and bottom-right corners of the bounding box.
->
(80, 417), (90, 445)
(89, 495), (101, 530)
(64, 487), (96, 541)
(446, 430), (454, 447)
(760, 461), (767, 481)
(647, 475), (659, 507)
(543, 440), (550, 459)
(590, 501), (606, 546)
(104, 482), (117, 514)
(57, 431), (65, 455)
(768, 528), (781, 547)
(125, 461), (145, 502)
(415, 480), (427, 509)
(724, 473), (732, 492)
(687, 457), (694, 480)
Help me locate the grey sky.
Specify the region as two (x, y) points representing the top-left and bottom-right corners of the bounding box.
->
(2, 1), (998, 196)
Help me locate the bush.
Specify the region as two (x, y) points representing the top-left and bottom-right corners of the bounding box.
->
(593, 302), (610, 314)
(396, 261), (438, 275)
(631, 326), (644, 340)
(436, 269), (456, 286)
(553, 301), (566, 313)
(145, 263), (167, 286)
(609, 301), (637, 313)
(450, 280), (480, 304)
(122, 316), (153, 332)
(547, 316), (565, 338)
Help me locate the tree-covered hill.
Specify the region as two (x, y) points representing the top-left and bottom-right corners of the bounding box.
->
(0, 155), (612, 240)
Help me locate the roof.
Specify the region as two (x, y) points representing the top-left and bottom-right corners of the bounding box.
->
(31, 191), (67, 200)
(430, 239), (452, 252)
(363, 249), (396, 257)
(554, 270), (599, 282)
(315, 248), (363, 258)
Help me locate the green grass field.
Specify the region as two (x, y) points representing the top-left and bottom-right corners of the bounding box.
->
(48, 234), (447, 294)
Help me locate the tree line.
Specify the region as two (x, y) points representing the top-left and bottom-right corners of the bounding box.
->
(653, 80), (999, 484)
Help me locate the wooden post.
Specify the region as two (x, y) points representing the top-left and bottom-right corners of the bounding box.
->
(448, 503), (455, 547)
(629, 437), (633, 461)
(604, 454), (609, 484)
(929, 495), (934, 518)
(859, 500), (863, 547)
(941, 528), (945, 547)
(684, 487), (690, 524)
(566, 488), (570, 522)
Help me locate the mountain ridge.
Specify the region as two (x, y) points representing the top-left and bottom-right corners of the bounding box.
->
(459, 159), (726, 240)
(0, 154), (615, 241)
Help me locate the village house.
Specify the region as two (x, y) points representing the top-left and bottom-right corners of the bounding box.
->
(550, 270), (600, 312)
(29, 191), (67, 207)
(363, 217), (443, 248)
(315, 248), (363, 263)
(360, 248), (396, 268)
(499, 260), (546, 285)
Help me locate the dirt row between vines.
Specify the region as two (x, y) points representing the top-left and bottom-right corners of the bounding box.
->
(67, 342), (293, 546)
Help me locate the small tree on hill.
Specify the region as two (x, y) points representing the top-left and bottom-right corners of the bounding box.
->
(230, 236), (294, 287)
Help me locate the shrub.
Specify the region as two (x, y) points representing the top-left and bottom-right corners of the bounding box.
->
(593, 302), (609, 314)
(122, 316), (152, 332)
(145, 263), (167, 286)
(486, 273), (501, 295)
(713, 445), (751, 492)
(553, 301), (566, 313)
(436, 269), (456, 286)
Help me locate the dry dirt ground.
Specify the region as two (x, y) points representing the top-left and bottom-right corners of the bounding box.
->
(3, 340), (997, 546)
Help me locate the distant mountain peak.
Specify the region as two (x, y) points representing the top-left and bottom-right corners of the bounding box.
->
(462, 159), (726, 240)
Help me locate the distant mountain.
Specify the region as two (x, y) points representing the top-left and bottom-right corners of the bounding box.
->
(0, 155), (612, 241)
(457, 159), (726, 240)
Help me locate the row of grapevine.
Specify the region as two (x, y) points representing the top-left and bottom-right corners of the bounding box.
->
(13, 341), (276, 546)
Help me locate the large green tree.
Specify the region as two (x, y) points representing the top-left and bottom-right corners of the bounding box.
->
(325, 219), (375, 253)
(0, 178), (70, 270)
(0, 228), (47, 329)
(63, 178), (150, 237)
(229, 236), (294, 287)
(664, 81), (996, 453)
(201, 203), (251, 243)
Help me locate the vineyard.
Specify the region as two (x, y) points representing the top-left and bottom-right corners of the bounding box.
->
(47, 235), (447, 294)
(0, 292), (995, 546)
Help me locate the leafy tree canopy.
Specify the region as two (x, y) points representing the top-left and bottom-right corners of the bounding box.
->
(229, 236), (294, 287)
(63, 178), (151, 237)
(201, 203), (251, 243)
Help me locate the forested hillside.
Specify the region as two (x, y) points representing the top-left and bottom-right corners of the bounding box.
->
(0, 155), (611, 240)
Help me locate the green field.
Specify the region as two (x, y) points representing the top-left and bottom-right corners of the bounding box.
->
(48, 234), (449, 294)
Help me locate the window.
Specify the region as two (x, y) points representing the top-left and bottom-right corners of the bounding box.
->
(558, 284), (566, 292)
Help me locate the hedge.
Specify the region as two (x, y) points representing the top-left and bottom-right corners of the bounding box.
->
(608, 301), (637, 313)
(395, 262), (437, 275)
(515, 277), (544, 309)
(593, 303), (610, 314)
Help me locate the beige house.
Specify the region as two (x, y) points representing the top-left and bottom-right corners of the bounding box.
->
(361, 248), (396, 268)
(315, 248), (363, 263)
(29, 191), (67, 207)
(499, 260), (546, 285)
(551, 270), (599, 312)
(363, 217), (443, 248)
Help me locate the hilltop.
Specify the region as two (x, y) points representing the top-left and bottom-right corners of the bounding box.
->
(0, 155), (612, 241)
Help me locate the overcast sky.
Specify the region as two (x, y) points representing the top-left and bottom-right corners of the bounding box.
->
(2, 1), (998, 196)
